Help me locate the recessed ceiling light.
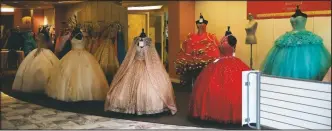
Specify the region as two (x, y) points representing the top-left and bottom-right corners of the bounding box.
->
(1, 8), (15, 12)
(127, 5), (163, 11)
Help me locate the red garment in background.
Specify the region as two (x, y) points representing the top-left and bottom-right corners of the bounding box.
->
(189, 35), (250, 124)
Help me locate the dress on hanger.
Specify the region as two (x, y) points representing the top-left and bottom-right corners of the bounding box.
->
(260, 16), (331, 80)
(175, 24), (220, 86)
(12, 32), (59, 93)
(104, 37), (177, 115)
(117, 29), (126, 64)
(21, 31), (37, 56)
(46, 31), (108, 101)
(55, 31), (72, 59)
(94, 27), (119, 82)
(189, 35), (250, 124)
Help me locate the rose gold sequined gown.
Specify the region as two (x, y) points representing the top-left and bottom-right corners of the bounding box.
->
(104, 37), (177, 115)
(46, 37), (109, 101)
(94, 39), (119, 82)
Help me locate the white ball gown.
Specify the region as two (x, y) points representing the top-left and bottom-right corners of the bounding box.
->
(46, 33), (109, 101)
(12, 47), (59, 92)
(104, 37), (177, 115)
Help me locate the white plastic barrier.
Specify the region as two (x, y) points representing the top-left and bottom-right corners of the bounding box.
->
(242, 71), (331, 130)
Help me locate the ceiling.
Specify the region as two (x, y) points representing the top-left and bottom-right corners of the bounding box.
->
(1, 1), (84, 9)
(121, 1), (168, 7)
(1, 1), (168, 10)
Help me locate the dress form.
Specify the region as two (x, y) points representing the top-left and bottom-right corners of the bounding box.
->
(291, 5), (307, 33)
(245, 13), (258, 44)
(260, 5), (331, 81)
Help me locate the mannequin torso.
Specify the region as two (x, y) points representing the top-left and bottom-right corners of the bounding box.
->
(245, 20), (258, 44)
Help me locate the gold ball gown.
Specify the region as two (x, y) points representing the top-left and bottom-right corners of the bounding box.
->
(104, 37), (177, 115)
(12, 45), (59, 92)
(46, 33), (109, 101)
(94, 28), (120, 82)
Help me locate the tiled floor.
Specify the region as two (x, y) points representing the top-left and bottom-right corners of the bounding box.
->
(1, 93), (219, 130)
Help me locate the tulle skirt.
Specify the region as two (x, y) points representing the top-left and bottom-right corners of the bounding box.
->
(12, 49), (59, 92)
(94, 42), (119, 82)
(261, 44), (331, 81)
(46, 49), (109, 101)
(189, 56), (250, 124)
(105, 60), (169, 115)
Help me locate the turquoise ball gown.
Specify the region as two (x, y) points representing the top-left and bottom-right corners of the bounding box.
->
(261, 30), (331, 80)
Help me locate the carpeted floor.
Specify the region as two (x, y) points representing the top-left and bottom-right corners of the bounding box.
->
(0, 76), (258, 130)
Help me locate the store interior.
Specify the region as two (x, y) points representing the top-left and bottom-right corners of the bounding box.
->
(0, 1), (331, 130)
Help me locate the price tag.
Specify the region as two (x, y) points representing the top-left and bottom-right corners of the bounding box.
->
(199, 18), (203, 23)
(213, 58), (220, 63)
(139, 41), (144, 47)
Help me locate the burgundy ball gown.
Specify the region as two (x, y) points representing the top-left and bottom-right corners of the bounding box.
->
(189, 35), (250, 124)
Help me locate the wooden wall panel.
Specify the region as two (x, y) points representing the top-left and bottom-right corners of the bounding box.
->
(59, 1), (127, 48)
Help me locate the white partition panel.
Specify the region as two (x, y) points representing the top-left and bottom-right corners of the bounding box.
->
(241, 70), (260, 126)
(260, 76), (331, 129)
(242, 71), (331, 130)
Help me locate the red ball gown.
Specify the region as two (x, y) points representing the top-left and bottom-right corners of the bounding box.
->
(189, 35), (250, 124)
(175, 24), (220, 85)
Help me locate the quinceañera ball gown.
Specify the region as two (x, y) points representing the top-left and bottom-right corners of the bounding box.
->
(46, 29), (108, 101)
(261, 8), (331, 80)
(105, 36), (177, 115)
(175, 14), (220, 86)
(189, 35), (250, 124)
(12, 30), (59, 92)
(94, 27), (119, 82)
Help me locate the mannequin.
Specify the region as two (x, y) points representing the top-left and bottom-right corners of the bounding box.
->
(245, 13), (258, 44)
(260, 5), (331, 81)
(138, 29), (146, 47)
(225, 26), (232, 36)
(196, 13), (208, 35)
(291, 5), (307, 32)
(175, 13), (220, 87)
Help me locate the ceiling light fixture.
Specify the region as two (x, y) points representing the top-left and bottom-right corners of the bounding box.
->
(13, 1), (18, 3)
(1, 8), (14, 12)
(127, 5), (163, 11)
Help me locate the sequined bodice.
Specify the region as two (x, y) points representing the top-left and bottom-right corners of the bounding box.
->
(182, 32), (220, 58)
(71, 38), (85, 50)
(135, 45), (147, 60)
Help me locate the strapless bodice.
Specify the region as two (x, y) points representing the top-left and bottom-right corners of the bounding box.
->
(71, 38), (85, 50)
